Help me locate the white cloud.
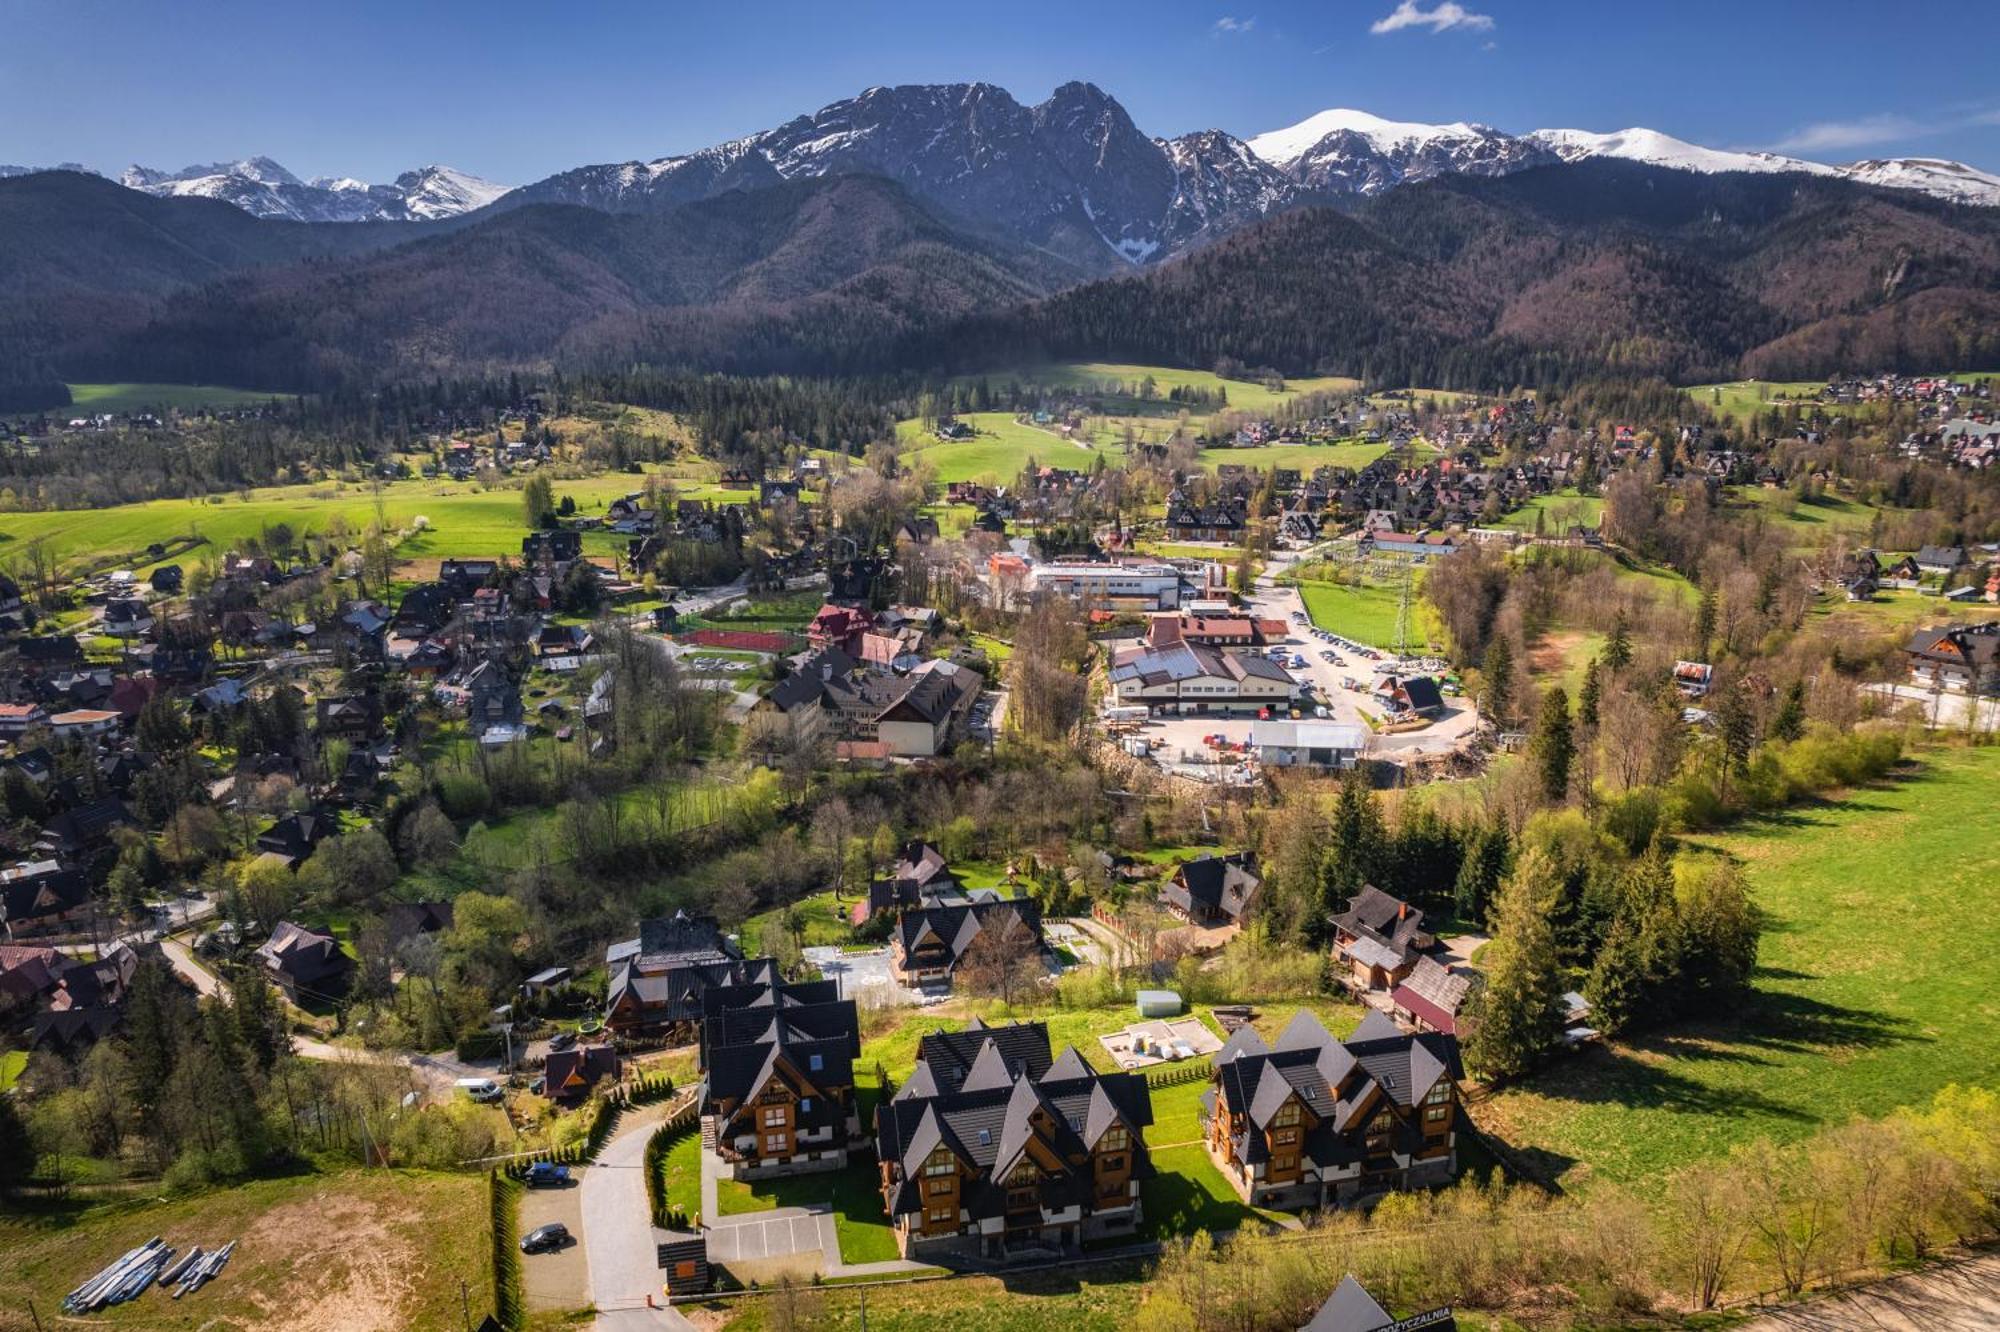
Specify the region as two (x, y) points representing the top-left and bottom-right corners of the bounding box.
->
(1770, 113), (1923, 154)
(1370, 1), (1494, 35)
(1768, 105), (2000, 155)
(1212, 15), (1256, 34)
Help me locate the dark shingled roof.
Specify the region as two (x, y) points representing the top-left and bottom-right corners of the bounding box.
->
(876, 1020), (1155, 1227)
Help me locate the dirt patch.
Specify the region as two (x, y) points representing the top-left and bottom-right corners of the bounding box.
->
(237, 1191), (424, 1332)
(1526, 630), (1589, 678)
(393, 557), (446, 582)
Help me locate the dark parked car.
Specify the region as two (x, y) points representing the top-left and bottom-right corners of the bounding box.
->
(521, 1222), (571, 1253)
(548, 1031), (577, 1053)
(524, 1162), (571, 1188)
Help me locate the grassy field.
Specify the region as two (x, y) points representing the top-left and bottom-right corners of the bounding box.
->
(0, 1049), (25, 1091)
(0, 471), (646, 574)
(1194, 441), (1388, 475)
(714, 1264), (1147, 1330)
(0, 1168), (490, 1329)
(898, 413), (1122, 484)
(1727, 487), (1884, 543)
(1493, 490), (1604, 534)
(1293, 576), (1443, 651)
(1689, 373), (1999, 425)
(55, 382), (294, 416)
(1484, 745), (2000, 1188)
(1688, 378), (1830, 424)
(964, 362), (1362, 415)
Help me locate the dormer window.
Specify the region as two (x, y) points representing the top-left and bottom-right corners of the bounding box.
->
(924, 1149), (955, 1177)
(1424, 1083), (1451, 1105)
(1099, 1125), (1129, 1153)
(1272, 1102), (1301, 1128)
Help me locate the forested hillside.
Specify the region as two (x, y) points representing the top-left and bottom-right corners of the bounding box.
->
(947, 162), (2000, 387)
(4, 160), (1997, 398)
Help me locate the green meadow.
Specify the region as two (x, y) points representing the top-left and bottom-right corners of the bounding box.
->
(0, 472), (647, 573)
(51, 381), (294, 416)
(1485, 745), (2000, 1186)
(963, 361), (1362, 415)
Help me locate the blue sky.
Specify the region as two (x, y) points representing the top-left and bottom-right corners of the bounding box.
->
(4, 0), (1996, 182)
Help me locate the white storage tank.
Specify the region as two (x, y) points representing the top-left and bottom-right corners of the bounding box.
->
(1136, 989), (1182, 1018)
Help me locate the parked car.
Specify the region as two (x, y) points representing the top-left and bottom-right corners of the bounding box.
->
(548, 1031), (577, 1053)
(524, 1163), (571, 1189)
(456, 1077), (503, 1103)
(521, 1223), (571, 1253)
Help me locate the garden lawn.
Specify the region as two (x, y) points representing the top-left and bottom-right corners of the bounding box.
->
(1483, 746), (2000, 1188)
(741, 890), (854, 955)
(659, 1128), (703, 1222)
(714, 1161), (900, 1263)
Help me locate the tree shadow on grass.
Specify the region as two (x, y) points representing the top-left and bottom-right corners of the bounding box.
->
(1707, 987), (1926, 1061)
(1523, 1042), (1817, 1125)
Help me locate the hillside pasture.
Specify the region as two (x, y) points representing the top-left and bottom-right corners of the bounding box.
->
(962, 362), (1362, 415)
(897, 412), (1121, 484)
(1483, 745), (2000, 1187)
(55, 381), (294, 416)
(0, 471), (644, 574)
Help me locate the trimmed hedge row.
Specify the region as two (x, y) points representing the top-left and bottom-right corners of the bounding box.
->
(489, 1169), (525, 1330)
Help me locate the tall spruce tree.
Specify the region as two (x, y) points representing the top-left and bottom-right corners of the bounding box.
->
(1769, 679), (1807, 742)
(1577, 658), (1602, 729)
(1462, 844), (1567, 1080)
(1531, 686), (1574, 804)
(1482, 634), (1517, 729)
(1603, 610), (1633, 673)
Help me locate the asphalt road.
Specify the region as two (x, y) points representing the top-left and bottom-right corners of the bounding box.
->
(1736, 1250), (2000, 1331)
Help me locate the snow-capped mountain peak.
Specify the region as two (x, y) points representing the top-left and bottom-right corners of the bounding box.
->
(1247, 107), (1549, 195)
(1247, 108), (1490, 165)
(117, 157), (511, 221)
(391, 165), (513, 219)
(1836, 157), (2000, 207)
(1526, 127), (1835, 178)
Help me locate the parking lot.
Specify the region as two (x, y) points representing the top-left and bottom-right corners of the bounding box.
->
(1247, 581), (1480, 756)
(518, 1173), (589, 1312)
(1106, 579), (1480, 778)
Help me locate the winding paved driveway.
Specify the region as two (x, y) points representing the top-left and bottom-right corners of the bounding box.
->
(581, 1104), (696, 1330)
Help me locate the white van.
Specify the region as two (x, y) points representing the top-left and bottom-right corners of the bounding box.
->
(456, 1077), (503, 1103)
